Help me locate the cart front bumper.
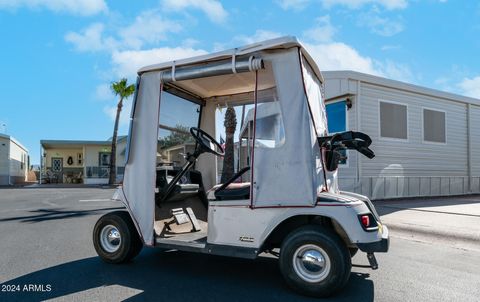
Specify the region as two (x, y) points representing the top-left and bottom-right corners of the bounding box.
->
(357, 224), (389, 253)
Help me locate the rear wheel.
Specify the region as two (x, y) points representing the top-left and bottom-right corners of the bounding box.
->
(279, 225), (351, 297)
(93, 211), (143, 264)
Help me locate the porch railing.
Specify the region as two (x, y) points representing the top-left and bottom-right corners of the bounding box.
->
(85, 166), (125, 178)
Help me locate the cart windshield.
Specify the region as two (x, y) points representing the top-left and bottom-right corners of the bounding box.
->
(157, 90), (201, 167)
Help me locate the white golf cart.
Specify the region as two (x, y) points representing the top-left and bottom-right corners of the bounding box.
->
(93, 36), (389, 297)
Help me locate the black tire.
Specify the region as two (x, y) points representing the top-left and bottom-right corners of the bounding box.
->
(349, 247), (359, 258)
(93, 210), (143, 264)
(279, 225), (351, 298)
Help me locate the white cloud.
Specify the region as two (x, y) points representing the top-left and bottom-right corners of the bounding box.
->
(65, 23), (118, 52)
(458, 76), (480, 98)
(94, 83), (113, 101)
(111, 47), (208, 77)
(213, 30), (282, 52)
(66, 11), (184, 52)
(277, 0), (407, 10)
(296, 10), (412, 82)
(119, 10), (182, 49)
(234, 30), (283, 45)
(305, 42), (414, 82)
(304, 42), (380, 75)
(321, 0), (408, 10)
(276, 0), (311, 11)
(162, 0), (228, 23)
(303, 15), (337, 43)
(103, 98), (133, 126)
(381, 60), (413, 82)
(0, 0), (107, 15)
(357, 12), (404, 36)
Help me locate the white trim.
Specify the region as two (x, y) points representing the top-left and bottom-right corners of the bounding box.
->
(378, 99), (409, 142)
(325, 99), (349, 167)
(323, 70), (480, 107)
(467, 104), (472, 192)
(356, 81), (362, 187)
(421, 106), (447, 145)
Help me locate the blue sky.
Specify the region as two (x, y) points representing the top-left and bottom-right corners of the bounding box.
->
(0, 0), (479, 165)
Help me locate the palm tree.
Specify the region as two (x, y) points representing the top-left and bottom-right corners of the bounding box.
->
(109, 78), (135, 185)
(221, 107), (237, 183)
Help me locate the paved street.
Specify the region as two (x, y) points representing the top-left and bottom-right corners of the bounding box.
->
(1, 187), (480, 301)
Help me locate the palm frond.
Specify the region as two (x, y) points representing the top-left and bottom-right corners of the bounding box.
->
(110, 78), (135, 99)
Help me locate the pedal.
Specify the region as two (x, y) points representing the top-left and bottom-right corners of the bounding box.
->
(367, 253), (378, 270)
(185, 207), (201, 232)
(171, 208), (190, 225)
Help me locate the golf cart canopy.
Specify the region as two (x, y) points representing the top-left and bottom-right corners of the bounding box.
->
(122, 36), (337, 245)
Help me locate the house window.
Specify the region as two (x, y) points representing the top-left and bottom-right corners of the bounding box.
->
(99, 152), (111, 166)
(326, 100), (347, 165)
(379, 101), (408, 140)
(423, 109), (446, 143)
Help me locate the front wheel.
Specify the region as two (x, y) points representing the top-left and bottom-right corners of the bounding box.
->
(93, 211), (143, 264)
(279, 225), (351, 297)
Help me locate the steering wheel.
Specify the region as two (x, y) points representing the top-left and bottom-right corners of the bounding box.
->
(190, 127), (225, 156)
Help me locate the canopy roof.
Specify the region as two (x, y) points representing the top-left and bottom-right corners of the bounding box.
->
(137, 36), (324, 86)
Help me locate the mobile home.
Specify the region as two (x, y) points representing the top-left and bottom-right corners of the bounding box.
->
(324, 70), (480, 199)
(0, 133), (29, 185)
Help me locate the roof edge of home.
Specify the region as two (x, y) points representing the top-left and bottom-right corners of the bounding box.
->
(0, 133), (29, 152)
(40, 139), (111, 146)
(323, 70), (480, 106)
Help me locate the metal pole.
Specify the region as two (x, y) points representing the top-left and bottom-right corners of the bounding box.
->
(160, 57), (264, 84)
(39, 145), (42, 184)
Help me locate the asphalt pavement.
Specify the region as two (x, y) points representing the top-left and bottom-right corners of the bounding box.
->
(0, 187), (479, 301)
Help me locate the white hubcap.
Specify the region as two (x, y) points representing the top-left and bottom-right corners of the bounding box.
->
(100, 225), (121, 253)
(293, 244), (331, 283)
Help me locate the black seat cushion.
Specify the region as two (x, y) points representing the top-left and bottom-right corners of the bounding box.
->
(214, 182), (251, 200)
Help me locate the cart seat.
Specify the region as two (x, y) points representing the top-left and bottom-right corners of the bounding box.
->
(212, 182), (251, 201)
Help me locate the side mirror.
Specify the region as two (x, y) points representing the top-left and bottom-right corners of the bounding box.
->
(325, 150), (340, 171)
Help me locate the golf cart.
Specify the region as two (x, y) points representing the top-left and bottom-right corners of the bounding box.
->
(93, 36), (389, 297)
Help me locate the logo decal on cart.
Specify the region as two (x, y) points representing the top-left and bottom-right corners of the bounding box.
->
(239, 236), (254, 242)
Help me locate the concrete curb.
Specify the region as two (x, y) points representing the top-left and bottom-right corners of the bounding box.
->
(385, 221), (480, 243)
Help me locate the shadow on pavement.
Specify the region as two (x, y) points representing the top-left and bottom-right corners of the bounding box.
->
(1, 249), (374, 302)
(374, 194), (480, 216)
(0, 207), (124, 223)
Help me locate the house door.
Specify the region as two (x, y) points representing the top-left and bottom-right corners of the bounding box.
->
(51, 157), (63, 182)
(51, 158), (63, 173)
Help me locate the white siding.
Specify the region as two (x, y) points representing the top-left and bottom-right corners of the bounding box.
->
(335, 99), (358, 191)
(361, 83), (468, 177)
(45, 148), (83, 168)
(84, 145), (110, 167)
(8, 138), (28, 183)
(0, 137), (9, 185)
(359, 83), (468, 199)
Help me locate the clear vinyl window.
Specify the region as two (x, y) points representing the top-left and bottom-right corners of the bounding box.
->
(158, 90), (201, 167)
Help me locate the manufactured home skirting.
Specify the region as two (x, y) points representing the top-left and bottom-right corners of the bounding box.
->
(339, 176), (480, 200)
